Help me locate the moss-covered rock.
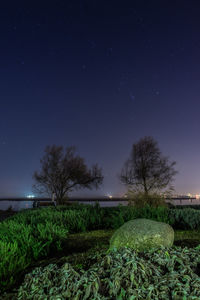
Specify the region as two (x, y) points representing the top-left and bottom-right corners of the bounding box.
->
(110, 218), (174, 251)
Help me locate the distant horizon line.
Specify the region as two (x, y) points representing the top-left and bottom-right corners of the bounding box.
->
(0, 195), (199, 201)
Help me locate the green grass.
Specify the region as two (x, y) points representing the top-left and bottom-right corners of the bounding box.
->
(175, 230), (200, 240)
(2, 204), (200, 295)
(1, 228), (200, 299)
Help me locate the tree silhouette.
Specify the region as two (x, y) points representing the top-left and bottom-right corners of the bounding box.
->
(120, 136), (177, 194)
(33, 145), (103, 204)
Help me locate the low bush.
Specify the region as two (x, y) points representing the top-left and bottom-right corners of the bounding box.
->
(9, 206), (94, 233)
(2, 204), (200, 292)
(17, 246), (200, 299)
(169, 208), (200, 230)
(172, 204), (200, 210)
(102, 205), (200, 231)
(99, 205), (169, 229)
(127, 191), (167, 208)
(0, 205), (108, 292)
(0, 213), (68, 292)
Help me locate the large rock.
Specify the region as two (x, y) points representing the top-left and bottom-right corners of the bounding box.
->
(110, 218), (174, 252)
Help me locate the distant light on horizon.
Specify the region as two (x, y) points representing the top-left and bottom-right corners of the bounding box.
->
(27, 194), (35, 199)
(106, 193), (113, 199)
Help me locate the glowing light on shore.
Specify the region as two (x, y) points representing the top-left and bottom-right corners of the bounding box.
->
(27, 194), (35, 198)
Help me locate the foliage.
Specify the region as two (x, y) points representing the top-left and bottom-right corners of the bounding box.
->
(0, 204), (109, 292)
(172, 205), (200, 210)
(169, 208), (200, 230)
(127, 191), (167, 208)
(7, 204), (200, 233)
(17, 246), (200, 299)
(2, 204), (200, 292)
(175, 230), (200, 241)
(98, 205), (170, 229)
(0, 211), (68, 292)
(33, 145), (103, 204)
(120, 136), (177, 195)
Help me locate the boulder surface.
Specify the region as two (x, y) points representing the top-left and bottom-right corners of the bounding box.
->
(110, 218), (174, 252)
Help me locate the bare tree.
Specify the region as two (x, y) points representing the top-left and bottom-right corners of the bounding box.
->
(33, 145), (103, 204)
(120, 136), (177, 194)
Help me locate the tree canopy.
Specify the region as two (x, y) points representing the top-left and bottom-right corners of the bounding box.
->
(120, 136), (177, 194)
(33, 145), (103, 204)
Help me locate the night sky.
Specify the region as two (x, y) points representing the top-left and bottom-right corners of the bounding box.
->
(1, 1), (200, 197)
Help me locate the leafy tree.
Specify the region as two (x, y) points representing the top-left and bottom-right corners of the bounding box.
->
(120, 136), (177, 195)
(33, 145), (103, 204)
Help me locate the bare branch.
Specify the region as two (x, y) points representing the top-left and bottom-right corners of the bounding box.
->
(120, 136), (177, 195)
(33, 145), (103, 204)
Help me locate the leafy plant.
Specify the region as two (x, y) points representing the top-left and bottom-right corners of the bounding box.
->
(17, 246), (200, 299)
(169, 208), (200, 230)
(2, 204), (200, 292)
(0, 212), (68, 292)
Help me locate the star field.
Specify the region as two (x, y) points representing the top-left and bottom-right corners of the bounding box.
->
(1, 0), (200, 197)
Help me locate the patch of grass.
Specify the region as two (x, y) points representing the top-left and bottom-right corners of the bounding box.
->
(61, 229), (114, 254)
(2, 204), (200, 294)
(174, 230), (200, 248)
(174, 230), (200, 240)
(0, 211), (69, 292)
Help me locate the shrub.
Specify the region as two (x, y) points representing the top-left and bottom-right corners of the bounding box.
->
(127, 191), (167, 208)
(169, 208), (200, 230)
(2, 204), (200, 292)
(0, 205), (107, 292)
(172, 204), (200, 210)
(0, 211), (68, 292)
(17, 246), (200, 299)
(100, 205), (169, 229)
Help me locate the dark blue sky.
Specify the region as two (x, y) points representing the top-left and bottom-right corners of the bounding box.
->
(1, 0), (200, 197)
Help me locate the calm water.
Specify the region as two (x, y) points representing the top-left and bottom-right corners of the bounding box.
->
(0, 198), (199, 211)
(0, 200), (129, 211)
(0, 200), (34, 211)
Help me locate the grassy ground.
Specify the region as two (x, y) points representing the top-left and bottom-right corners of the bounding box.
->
(174, 230), (200, 247)
(2, 228), (200, 299)
(2, 205), (200, 299)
